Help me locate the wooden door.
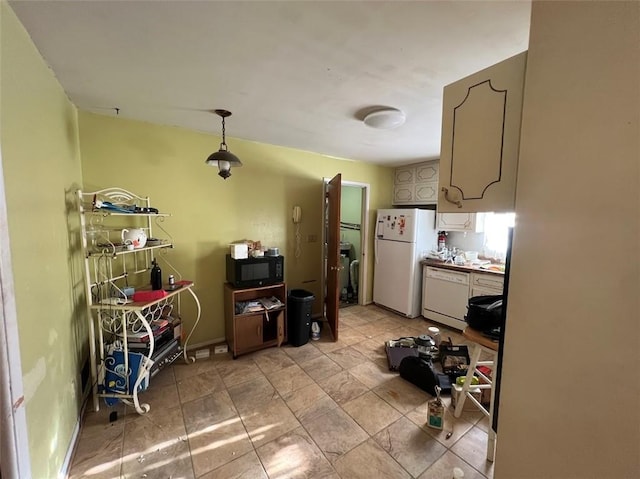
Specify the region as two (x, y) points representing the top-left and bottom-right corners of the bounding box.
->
(276, 310), (285, 347)
(235, 315), (263, 352)
(325, 173), (341, 341)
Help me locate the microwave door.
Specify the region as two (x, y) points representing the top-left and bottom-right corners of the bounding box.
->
(226, 254), (284, 288)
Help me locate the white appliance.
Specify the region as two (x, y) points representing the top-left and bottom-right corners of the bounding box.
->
(373, 208), (437, 317)
(423, 267), (470, 330)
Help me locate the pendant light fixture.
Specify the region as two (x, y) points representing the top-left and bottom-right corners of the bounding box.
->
(205, 109), (242, 179)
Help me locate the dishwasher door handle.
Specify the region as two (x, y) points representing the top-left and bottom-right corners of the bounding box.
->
(426, 267), (469, 285)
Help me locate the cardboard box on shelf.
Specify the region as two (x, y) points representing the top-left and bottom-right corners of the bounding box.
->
(230, 243), (249, 259)
(477, 366), (492, 405)
(479, 378), (492, 405)
(451, 384), (482, 411)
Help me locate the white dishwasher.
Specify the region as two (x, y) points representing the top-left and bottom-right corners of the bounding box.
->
(423, 266), (470, 330)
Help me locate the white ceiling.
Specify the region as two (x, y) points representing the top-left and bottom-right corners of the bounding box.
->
(9, 0), (531, 166)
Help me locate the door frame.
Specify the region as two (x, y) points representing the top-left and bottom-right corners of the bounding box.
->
(321, 178), (370, 317)
(0, 151), (32, 477)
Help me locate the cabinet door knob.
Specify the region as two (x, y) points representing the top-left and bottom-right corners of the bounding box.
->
(442, 187), (463, 208)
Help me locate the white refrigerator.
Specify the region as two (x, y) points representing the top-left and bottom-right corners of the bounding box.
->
(373, 208), (437, 318)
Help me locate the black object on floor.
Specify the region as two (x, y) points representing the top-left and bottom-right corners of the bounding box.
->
(287, 289), (314, 347)
(385, 338), (419, 371)
(398, 355), (452, 396)
(399, 356), (440, 396)
(439, 340), (471, 381)
(466, 294), (503, 331)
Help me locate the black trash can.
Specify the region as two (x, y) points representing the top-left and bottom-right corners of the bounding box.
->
(287, 289), (315, 347)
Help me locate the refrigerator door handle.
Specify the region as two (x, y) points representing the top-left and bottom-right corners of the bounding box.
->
(374, 217), (383, 264)
(375, 218), (383, 238)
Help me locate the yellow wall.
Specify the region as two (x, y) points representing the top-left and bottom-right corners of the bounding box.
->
(78, 112), (394, 346)
(496, 2), (639, 477)
(0, 2), (86, 477)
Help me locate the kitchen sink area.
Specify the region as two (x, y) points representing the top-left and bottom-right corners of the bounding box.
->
(421, 258), (506, 276)
(421, 258), (505, 331)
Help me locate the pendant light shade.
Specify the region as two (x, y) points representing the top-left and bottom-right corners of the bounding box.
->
(205, 109), (242, 179)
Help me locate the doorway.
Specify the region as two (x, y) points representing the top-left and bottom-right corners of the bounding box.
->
(0, 152), (32, 477)
(338, 184), (364, 308)
(321, 179), (370, 318)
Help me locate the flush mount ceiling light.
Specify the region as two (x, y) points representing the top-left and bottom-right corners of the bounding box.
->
(205, 109), (242, 179)
(363, 107), (406, 130)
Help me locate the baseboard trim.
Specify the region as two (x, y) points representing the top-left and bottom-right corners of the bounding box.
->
(58, 403), (83, 479)
(59, 337), (226, 477)
(185, 337), (226, 351)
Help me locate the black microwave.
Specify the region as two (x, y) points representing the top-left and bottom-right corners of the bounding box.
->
(226, 254), (284, 288)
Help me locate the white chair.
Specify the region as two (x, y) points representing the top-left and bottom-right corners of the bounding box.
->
(453, 326), (499, 462)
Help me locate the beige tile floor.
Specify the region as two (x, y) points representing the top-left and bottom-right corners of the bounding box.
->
(68, 305), (495, 479)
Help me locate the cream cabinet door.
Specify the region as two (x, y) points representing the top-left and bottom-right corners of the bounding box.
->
(470, 273), (504, 296)
(437, 212), (483, 232)
(470, 285), (502, 298)
(414, 162), (439, 203)
(393, 185), (414, 204)
(393, 160), (439, 206)
(394, 182), (438, 205)
(394, 166), (415, 185)
(415, 182), (438, 203)
(415, 163), (438, 183)
(439, 52), (527, 213)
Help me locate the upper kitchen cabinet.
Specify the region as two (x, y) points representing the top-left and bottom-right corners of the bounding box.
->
(393, 160), (439, 206)
(437, 212), (484, 232)
(438, 52), (527, 213)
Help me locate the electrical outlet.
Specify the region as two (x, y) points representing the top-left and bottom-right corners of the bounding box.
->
(195, 349), (210, 360)
(214, 344), (228, 354)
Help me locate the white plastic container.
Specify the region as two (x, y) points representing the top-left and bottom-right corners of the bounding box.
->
(452, 467), (465, 478)
(428, 326), (441, 346)
(230, 243), (248, 259)
(465, 251), (479, 262)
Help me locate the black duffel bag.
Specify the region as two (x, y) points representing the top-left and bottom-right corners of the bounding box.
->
(399, 356), (451, 395)
(465, 295), (503, 332)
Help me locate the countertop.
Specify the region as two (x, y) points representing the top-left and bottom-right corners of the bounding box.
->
(421, 259), (505, 276)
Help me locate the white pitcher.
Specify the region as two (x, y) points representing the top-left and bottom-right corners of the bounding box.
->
(121, 228), (147, 249)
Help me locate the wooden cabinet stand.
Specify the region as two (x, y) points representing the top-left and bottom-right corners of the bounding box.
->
(224, 282), (287, 359)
